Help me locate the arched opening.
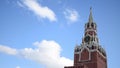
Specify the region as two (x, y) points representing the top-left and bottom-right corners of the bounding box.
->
(80, 48), (90, 61)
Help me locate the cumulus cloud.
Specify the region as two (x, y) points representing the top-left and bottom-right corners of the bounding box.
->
(18, 0), (57, 22)
(0, 45), (17, 55)
(64, 9), (79, 24)
(0, 40), (73, 68)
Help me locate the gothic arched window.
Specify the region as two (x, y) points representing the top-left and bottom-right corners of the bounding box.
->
(87, 24), (89, 28)
(91, 23), (94, 28)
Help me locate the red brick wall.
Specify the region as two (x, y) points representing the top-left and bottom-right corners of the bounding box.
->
(97, 52), (107, 68)
(74, 54), (79, 65)
(65, 51), (107, 68)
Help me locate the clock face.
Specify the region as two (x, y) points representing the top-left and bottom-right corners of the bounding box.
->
(84, 36), (90, 43)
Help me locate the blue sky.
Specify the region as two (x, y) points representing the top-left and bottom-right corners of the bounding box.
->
(0, 0), (120, 68)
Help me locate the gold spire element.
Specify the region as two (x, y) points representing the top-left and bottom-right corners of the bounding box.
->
(88, 7), (93, 23)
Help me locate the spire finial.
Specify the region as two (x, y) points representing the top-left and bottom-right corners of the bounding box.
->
(89, 7), (93, 23)
(90, 7), (92, 10)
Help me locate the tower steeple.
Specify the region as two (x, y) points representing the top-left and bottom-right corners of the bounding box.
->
(84, 7), (98, 44)
(88, 7), (93, 23)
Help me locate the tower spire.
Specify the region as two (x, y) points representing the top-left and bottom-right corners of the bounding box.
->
(88, 7), (93, 23)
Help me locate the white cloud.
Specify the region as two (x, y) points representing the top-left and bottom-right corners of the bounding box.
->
(16, 66), (20, 68)
(17, 1), (25, 8)
(18, 0), (57, 22)
(0, 45), (17, 55)
(64, 9), (79, 24)
(0, 40), (73, 68)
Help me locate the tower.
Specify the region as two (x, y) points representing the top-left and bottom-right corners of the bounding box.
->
(64, 8), (107, 68)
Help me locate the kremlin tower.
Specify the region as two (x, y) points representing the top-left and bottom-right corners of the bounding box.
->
(64, 8), (107, 68)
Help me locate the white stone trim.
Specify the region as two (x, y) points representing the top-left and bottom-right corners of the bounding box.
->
(79, 46), (91, 62)
(96, 49), (106, 59)
(85, 29), (97, 33)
